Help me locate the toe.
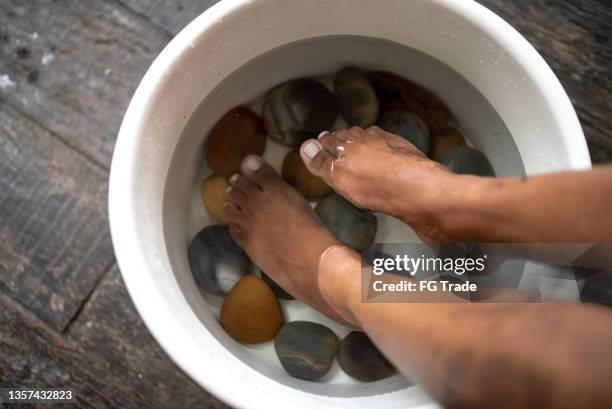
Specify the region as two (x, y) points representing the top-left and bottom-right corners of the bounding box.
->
(240, 155), (283, 190)
(348, 126), (366, 139)
(332, 129), (351, 142)
(224, 203), (248, 244)
(229, 173), (259, 196)
(318, 131), (342, 156)
(223, 201), (243, 222)
(365, 125), (383, 136)
(300, 139), (334, 185)
(228, 221), (247, 245)
(225, 185), (247, 207)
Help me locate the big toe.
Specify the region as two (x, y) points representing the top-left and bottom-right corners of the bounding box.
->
(240, 155), (283, 191)
(300, 139), (334, 185)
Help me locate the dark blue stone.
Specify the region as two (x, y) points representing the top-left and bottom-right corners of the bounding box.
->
(262, 79), (338, 147)
(315, 193), (377, 250)
(188, 225), (250, 296)
(274, 321), (338, 381)
(441, 146), (495, 176)
(378, 110), (430, 154)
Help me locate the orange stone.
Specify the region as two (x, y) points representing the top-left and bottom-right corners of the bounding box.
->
(201, 174), (230, 224)
(430, 127), (466, 162)
(207, 107), (266, 176)
(220, 276), (284, 344)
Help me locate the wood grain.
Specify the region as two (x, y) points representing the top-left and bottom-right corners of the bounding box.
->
(67, 266), (230, 408)
(0, 273), (229, 409)
(118, 0), (221, 35)
(0, 0), (171, 167)
(0, 103), (115, 331)
(477, 0), (612, 163)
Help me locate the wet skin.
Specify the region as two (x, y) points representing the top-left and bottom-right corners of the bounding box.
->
(300, 126), (456, 242)
(223, 126), (612, 409)
(300, 126), (612, 243)
(223, 156), (349, 325)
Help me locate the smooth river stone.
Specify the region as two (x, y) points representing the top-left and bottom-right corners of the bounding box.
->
(221, 275), (284, 344)
(379, 96), (405, 115)
(338, 331), (396, 382)
(315, 194), (377, 250)
(201, 174), (230, 224)
(334, 66), (379, 128)
(430, 127), (466, 162)
(207, 107), (266, 176)
(370, 71), (449, 133)
(261, 272), (294, 300)
(188, 225), (250, 296)
(282, 150), (332, 198)
(274, 321), (338, 381)
(441, 146), (495, 177)
(262, 79), (337, 147)
(378, 110), (430, 154)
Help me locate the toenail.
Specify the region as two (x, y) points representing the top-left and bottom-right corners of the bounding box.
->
(335, 130), (348, 141)
(225, 186), (232, 195)
(303, 140), (321, 159)
(223, 201), (237, 211)
(245, 156), (262, 172)
(229, 174), (240, 183)
(318, 130), (330, 140)
(350, 126), (362, 136)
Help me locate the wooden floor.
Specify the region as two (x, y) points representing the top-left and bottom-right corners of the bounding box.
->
(0, 0), (610, 407)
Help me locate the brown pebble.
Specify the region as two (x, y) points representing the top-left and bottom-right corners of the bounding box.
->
(379, 96), (405, 114)
(207, 107), (266, 176)
(201, 174), (229, 224)
(220, 276), (284, 344)
(282, 150), (332, 198)
(370, 71), (449, 133)
(338, 331), (396, 382)
(430, 127), (466, 162)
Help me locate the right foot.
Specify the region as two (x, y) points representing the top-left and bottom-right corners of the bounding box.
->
(299, 126), (462, 242)
(223, 155), (356, 326)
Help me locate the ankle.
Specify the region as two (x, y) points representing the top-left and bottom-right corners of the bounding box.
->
(431, 174), (500, 241)
(318, 246), (362, 327)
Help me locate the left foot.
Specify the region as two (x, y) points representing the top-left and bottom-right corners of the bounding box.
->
(299, 126), (460, 242)
(223, 155), (352, 325)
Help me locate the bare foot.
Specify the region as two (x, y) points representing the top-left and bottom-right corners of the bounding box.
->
(299, 126), (464, 242)
(223, 154), (354, 326)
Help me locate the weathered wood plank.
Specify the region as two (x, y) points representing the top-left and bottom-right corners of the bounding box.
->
(118, 0), (220, 35)
(0, 284), (229, 409)
(477, 0), (612, 163)
(0, 103), (115, 331)
(0, 0), (171, 167)
(66, 266), (230, 408)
